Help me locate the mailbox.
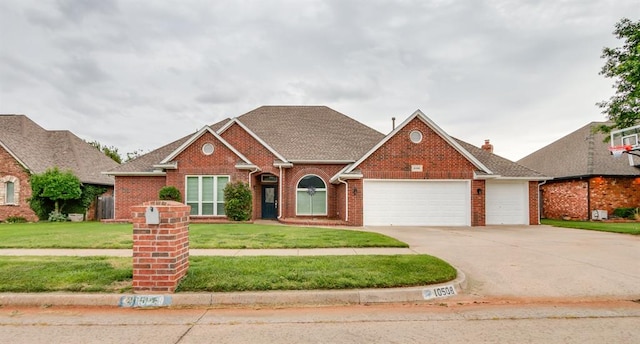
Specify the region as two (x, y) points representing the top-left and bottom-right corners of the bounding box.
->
(145, 206), (160, 225)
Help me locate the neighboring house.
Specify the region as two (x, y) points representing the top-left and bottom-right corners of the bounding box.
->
(0, 115), (120, 221)
(518, 122), (640, 221)
(106, 106), (547, 226)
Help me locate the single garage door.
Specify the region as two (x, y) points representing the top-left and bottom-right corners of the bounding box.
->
(486, 180), (529, 225)
(363, 180), (470, 226)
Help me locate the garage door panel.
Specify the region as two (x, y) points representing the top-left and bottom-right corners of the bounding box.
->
(363, 180), (470, 226)
(486, 181), (528, 225)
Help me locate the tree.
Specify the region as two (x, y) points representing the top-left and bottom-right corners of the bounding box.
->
(596, 18), (640, 134)
(29, 168), (82, 220)
(87, 140), (122, 164)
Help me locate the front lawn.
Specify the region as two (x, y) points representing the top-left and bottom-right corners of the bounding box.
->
(0, 255), (456, 293)
(542, 219), (640, 235)
(0, 222), (407, 249)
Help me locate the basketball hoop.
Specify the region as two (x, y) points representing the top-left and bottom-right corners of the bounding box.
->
(609, 145), (632, 158)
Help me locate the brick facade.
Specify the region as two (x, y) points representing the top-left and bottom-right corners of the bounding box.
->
(541, 176), (640, 220)
(0, 147), (37, 222)
(112, 114), (541, 226)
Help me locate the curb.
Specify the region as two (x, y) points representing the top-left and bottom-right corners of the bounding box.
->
(0, 270), (466, 308)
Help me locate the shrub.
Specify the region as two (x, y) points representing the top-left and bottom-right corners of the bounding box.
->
(224, 181), (252, 221)
(612, 207), (638, 219)
(48, 211), (68, 222)
(5, 216), (27, 223)
(159, 186), (182, 202)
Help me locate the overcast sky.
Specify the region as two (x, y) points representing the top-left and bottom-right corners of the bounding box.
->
(0, 0), (636, 161)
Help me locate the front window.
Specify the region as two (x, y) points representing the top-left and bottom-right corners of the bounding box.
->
(296, 175), (327, 215)
(5, 181), (15, 204)
(186, 176), (229, 216)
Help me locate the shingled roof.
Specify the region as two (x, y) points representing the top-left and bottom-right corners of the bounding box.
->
(455, 139), (547, 179)
(517, 122), (640, 178)
(0, 115), (120, 185)
(236, 106), (385, 162)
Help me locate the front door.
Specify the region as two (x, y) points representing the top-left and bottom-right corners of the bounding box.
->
(261, 185), (278, 219)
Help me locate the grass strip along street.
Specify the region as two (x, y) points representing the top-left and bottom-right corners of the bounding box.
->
(542, 219), (640, 235)
(0, 222), (408, 249)
(0, 255), (456, 293)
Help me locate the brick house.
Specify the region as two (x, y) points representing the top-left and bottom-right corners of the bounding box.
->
(0, 115), (119, 221)
(518, 122), (640, 220)
(106, 106), (546, 226)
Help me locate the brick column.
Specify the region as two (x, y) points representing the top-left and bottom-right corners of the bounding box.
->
(131, 201), (190, 293)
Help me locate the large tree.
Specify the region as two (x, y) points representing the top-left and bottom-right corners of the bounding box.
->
(597, 18), (640, 134)
(29, 168), (82, 219)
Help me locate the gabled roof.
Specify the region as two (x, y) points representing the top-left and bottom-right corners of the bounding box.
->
(108, 119), (229, 174)
(0, 114), (119, 185)
(160, 125), (254, 166)
(517, 121), (640, 178)
(234, 106), (385, 162)
(455, 139), (547, 179)
(343, 109), (493, 175)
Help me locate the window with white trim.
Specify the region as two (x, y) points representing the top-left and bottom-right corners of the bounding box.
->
(185, 176), (229, 216)
(296, 175), (327, 215)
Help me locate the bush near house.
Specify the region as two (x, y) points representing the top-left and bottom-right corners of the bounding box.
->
(612, 207), (639, 220)
(159, 186), (182, 202)
(224, 181), (252, 221)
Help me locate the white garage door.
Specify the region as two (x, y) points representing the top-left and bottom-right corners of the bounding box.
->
(363, 180), (470, 226)
(486, 181), (529, 225)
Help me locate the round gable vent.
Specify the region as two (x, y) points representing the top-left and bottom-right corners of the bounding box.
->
(409, 130), (423, 144)
(202, 143), (215, 155)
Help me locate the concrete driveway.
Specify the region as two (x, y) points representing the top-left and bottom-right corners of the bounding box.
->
(365, 225), (640, 300)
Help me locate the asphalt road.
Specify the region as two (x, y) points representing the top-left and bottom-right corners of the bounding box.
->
(1, 301), (639, 344)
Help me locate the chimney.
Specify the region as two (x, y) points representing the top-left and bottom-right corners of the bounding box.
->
(392, 117), (396, 130)
(481, 139), (493, 153)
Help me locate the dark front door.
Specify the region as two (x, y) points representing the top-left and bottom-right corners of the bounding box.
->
(261, 185), (278, 219)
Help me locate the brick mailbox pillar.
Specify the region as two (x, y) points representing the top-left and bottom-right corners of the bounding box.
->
(131, 201), (190, 293)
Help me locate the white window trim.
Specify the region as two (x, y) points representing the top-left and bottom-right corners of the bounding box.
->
(295, 174), (328, 216)
(185, 175), (230, 216)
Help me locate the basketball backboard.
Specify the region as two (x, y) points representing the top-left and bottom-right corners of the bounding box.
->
(610, 124), (640, 165)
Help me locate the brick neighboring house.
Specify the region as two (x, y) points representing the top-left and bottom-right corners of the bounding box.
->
(0, 115), (120, 221)
(518, 122), (640, 221)
(106, 106), (547, 226)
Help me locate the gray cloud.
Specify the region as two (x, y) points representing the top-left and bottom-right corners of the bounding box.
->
(0, 0), (636, 160)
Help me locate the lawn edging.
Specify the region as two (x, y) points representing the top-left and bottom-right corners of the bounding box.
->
(0, 269), (466, 308)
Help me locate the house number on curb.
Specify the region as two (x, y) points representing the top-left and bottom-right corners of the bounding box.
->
(119, 295), (172, 308)
(422, 285), (457, 300)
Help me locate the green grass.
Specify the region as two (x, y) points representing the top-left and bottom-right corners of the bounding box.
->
(0, 255), (456, 293)
(0, 256), (132, 293)
(188, 223), (407, 248)
(0, 222), (407, 249)
(542, 219), (640, 235)
(0, 222), (133, 248)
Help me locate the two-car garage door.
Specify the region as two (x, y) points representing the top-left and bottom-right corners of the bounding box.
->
(363, 179), (530, 226)
(363, 180), (470, 226)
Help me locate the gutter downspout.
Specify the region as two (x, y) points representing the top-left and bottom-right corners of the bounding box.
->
(248, 167), (260, 189)
(538, 180), (547, 224)
(337, 178), (349, 223)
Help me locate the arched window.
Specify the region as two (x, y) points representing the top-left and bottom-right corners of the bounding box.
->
(296, 175), (327, 215)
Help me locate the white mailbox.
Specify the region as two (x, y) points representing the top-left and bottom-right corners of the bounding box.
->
(145, 206), (160, 225)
